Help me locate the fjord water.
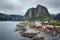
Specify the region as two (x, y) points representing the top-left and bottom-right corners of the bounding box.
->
(0, 21), (31, 40)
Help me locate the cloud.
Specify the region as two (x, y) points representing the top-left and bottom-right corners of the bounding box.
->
(33, 0), (60, 14)
(0, 0), (60, 15)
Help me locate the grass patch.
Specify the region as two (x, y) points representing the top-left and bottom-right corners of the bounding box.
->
(47, 22), (60, 26)
(42, 22), (60, 26)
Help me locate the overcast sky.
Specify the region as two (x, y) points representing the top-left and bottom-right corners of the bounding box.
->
(0, 0), (60, 15)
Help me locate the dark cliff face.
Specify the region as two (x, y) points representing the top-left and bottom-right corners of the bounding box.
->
(24, 5), (51, 20)
(52, 13), (60, 20)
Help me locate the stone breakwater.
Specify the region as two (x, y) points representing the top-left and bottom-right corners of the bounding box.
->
(16, 22), (60, 40)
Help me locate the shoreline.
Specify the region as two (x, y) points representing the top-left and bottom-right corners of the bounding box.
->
(16, 21), (60, 40)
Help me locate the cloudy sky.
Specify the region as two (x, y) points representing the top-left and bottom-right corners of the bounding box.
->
(0, 0), (60, 15)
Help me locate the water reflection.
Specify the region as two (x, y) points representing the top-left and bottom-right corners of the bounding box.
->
(0, 21), (31, 40)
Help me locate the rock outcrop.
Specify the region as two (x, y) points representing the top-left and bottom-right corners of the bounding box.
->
(24, 5), (51, 20)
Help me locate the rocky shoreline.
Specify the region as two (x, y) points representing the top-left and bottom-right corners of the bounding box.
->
(15, 21), (60, 40)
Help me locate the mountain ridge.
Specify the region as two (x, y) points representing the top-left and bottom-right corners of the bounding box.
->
(0, 13), (23, 21)
(24, 5), (51, 21)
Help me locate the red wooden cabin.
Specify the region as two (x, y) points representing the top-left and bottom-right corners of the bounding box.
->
(47, 26), (56, 30)
(30, 22), (36, 28)
(35, 26), (42, 29)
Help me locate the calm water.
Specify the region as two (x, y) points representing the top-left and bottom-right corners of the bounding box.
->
(0, 21), (31, 40)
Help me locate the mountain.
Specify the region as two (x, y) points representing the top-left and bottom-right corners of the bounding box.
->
(0, 13), (23, 21)
(24, 5), (51, 21)
(52, 13), (60, 20)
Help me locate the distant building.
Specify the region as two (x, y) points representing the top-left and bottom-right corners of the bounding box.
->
(30, 22), (42, 29)
(46, 25), (56, 30)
